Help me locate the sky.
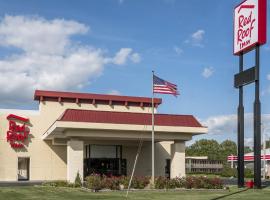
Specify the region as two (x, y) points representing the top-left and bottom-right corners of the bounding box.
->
(0, 0), (270, 146)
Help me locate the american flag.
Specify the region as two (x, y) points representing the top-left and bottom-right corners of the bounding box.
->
(153, 75), (179, 96)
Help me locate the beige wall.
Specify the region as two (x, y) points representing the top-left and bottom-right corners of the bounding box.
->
(67, 140), (84, 182)
(0, 101), (158, 181)
(123, 142), (172, 177)
(170, 141), (186, 178)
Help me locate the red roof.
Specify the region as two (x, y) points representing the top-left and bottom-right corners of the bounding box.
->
(34, 90), (162, 108)
(59, 109), (203, 128)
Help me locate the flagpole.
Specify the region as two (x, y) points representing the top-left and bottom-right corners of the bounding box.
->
(151, 70), (155, 186)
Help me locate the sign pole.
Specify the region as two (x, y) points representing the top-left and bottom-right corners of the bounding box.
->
(237, 52), (245, 187)
(254, 45), (261, 188)
(233, 0), (266, 189)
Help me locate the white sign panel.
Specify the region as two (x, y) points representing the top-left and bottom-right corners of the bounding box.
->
(234, 0), (266, 55)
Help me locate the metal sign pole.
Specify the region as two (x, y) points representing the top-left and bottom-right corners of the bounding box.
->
(237, 52), (245, 187)
(254, 45), (261, 188)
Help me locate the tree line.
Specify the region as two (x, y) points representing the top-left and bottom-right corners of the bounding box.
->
(185, 139), (252, 162)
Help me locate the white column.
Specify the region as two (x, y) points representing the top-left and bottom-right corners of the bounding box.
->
(170, 141), (185, 178)
(67, 139), (84, 182)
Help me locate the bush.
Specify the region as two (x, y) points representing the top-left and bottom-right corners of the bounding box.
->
(83, 175), (223, 190)
(119, 176), (129, 189)
(245, 168), (254, 178)
(185, 176), (223, 189)
(132, 176), (150, 189)
(155, 176), (169, 189)
(155, 177), (185, 189)
(220, 165), (237, 177)
(102, 176), (120, 190)
(84, 175), (150, 190)
(85, 174), (103, 191)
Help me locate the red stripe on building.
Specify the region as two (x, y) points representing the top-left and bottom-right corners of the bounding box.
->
(34, 90), (162, 107)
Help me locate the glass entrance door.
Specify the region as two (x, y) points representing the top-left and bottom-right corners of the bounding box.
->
(84, 144), (126, 177)
(18, 157), (29, 181)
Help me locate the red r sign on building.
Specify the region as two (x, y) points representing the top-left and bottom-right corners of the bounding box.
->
(6, 114), (30, 148)
(234, 0), (267, 55)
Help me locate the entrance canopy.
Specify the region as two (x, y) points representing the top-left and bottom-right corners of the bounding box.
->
(42, 109), (207, 141)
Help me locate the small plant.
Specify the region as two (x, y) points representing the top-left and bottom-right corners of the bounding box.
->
(74, 171), (82, 187)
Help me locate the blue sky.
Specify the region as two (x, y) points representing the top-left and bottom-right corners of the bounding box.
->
(0, 0), (270, 145)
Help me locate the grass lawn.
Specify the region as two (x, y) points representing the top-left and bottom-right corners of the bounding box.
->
(1, 186), (270, 200)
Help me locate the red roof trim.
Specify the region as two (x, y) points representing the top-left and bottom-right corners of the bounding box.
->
(59, 109), (204, 128)
(34, 90), (162, 107)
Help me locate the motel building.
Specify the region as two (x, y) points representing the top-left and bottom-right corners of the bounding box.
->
(0, 90), (207, 182)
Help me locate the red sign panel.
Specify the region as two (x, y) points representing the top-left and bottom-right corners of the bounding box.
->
(227, 155), (270, 161)
(6, 114), (30, 148)
(234, 0), (267, 55)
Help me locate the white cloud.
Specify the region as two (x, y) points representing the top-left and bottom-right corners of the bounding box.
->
(112, 48), (131, 65)
(0, 15), (140, 105)
(202, 114), (237, 135)
(192, 30), (205, 41)
(185, 29), (205, 47)
(202, 67), (214, 78)
(174, 46), (183, 55)
(109, 48), (140, 65)
(0, 15), (89, 55)
(108, 90), (121, 95)
(130, 53), (141, 63)
(202, 113), (270, 136)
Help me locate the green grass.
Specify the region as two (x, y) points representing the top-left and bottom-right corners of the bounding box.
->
(0, 186), (270, 200)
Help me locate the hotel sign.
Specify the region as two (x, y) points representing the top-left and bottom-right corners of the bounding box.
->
(234, 0), (267, 55)
(6, 114), (30, 148)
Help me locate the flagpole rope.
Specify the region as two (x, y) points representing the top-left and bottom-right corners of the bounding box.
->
(125, 136), (143, 198)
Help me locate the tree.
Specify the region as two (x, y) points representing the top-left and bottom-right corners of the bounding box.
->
(219, 140), (237, 161)
(185, 139), (220, 160)
(186, 139), (237, 162)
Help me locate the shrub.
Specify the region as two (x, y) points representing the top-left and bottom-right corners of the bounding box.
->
(220, 165), (237, 177)
(102, 176), (120, 190)
(85, 174), (103, 191)
(118, 176), (150, 189)
(74, 172), (82, 187)
(244, 168), (253, 178)
(185, 176), (223, 189)
(206, 177), (223, 189)
(83, 175), (223, 190)
(132, 176), (150, 189)
(119, 176), (129, 189)
(155, 176), (169, 189)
